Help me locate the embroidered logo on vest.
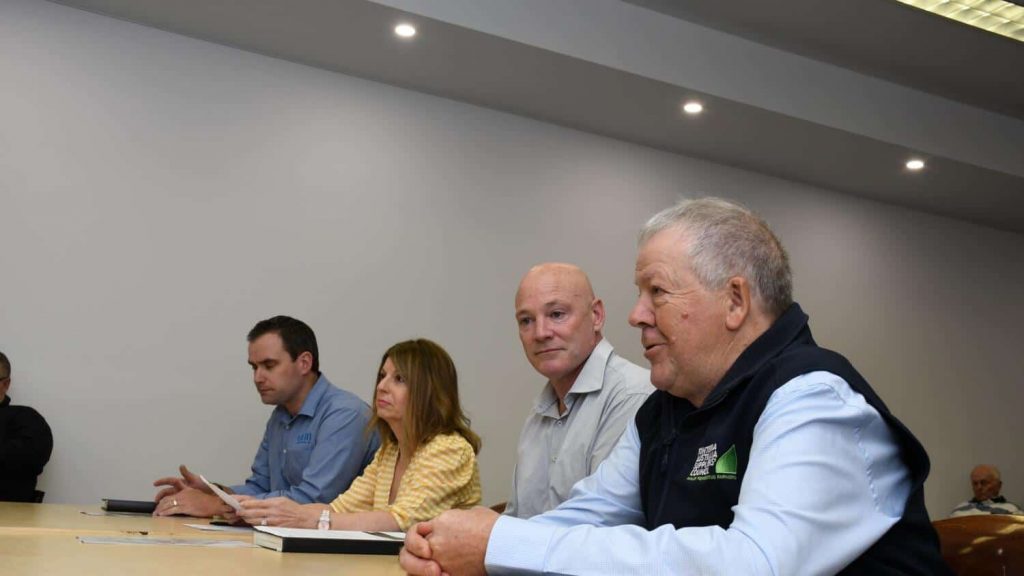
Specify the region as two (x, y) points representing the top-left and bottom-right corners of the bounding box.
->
(686, 443), (738, 481)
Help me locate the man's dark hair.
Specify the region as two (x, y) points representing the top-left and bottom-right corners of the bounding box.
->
(0, 351), (9, 378)
(247, 316), (319, 373)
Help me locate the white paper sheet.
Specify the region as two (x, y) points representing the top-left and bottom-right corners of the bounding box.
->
(199, 474), (244, 513)
(77, 536), (254, 548)
(185, 523), (252, 533)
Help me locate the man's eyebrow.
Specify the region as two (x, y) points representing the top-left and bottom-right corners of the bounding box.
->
(517, 298), (571, 315)
(541, 299), (571, 308)
(635, 269), (656, 283)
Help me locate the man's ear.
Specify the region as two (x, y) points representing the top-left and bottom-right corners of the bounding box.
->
(296, 351), (314, 374)
(724, 276), (751, 331)
(591, 298), (606, 333)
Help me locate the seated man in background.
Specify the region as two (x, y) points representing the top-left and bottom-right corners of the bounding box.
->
(950, 464), (1023, 517)
(153, 316), (380, 517)
(506, 263), (652, 518)
(0, 351), (54, 502)
(401, 197), (948, 575)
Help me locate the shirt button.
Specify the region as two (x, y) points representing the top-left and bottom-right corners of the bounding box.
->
(550, 456), (557, 462)
(283, 449), (287, 454)
(285, 425), (290, 430)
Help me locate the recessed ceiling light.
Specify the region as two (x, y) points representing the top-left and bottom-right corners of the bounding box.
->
(394, 24), (416, 38)
(682, 101), (704, 115)
(906, 158), (926, 171)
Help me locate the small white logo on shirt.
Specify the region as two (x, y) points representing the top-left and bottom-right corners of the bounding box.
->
(687, 442), (737, 481)
(689, 443), (718, 477)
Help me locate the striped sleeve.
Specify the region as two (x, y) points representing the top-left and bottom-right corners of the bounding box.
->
(387, 433), (481, 531)
(329, 445), (383, 514)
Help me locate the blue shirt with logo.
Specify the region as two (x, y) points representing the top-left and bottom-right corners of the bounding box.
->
(231, 374), (380, 503)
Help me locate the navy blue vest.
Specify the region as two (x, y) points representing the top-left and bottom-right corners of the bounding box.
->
(637, 304), (950, 574)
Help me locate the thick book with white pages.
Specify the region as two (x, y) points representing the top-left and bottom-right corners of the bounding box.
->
(252, 526), (404, 555)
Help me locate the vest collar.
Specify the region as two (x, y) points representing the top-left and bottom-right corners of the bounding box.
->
(700, 302), (811, 410)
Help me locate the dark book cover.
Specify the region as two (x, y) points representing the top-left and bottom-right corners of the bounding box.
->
(253, 527), (404, 555)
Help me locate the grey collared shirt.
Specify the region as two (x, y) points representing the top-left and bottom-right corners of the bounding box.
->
(506, 339), (652, 519)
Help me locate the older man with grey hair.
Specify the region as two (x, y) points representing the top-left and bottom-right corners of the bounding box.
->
(400, 197), (949, 575)
(950, 464), (1023, 517)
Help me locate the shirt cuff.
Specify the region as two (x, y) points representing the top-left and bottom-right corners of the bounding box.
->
(484, 515), (556, 574)
(228, 484), (254, 496)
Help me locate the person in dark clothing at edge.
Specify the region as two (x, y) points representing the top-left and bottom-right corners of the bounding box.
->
(0, 350), (54, 502)
(400, 197), (950, 575)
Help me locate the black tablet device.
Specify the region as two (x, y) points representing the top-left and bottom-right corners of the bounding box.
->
(101, 499), (157, 514)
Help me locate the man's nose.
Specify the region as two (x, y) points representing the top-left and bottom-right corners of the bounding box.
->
(629, 298), (652, 328)
(534, 318), (553, 339)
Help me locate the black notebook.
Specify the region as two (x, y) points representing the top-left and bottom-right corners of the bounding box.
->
(253, 526), (404, 555)
(101, 499), (157, 514)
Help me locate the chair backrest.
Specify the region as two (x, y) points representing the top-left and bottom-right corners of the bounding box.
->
(32, 490), (45, 503)
(933, 515), (1024, 575)
(489, 501), (507, 514)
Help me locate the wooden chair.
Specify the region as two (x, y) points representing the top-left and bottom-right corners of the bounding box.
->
(489, 501), (507, 514)
(933, 514), (1024, 575)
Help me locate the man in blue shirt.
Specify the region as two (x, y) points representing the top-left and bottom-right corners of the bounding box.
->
(400, 198), (947, 575)
(153, 316), (379, 517)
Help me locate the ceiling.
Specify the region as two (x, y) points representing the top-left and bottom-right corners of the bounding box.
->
(626, 0), (1024, 119)
(49, 0), (1024, 233)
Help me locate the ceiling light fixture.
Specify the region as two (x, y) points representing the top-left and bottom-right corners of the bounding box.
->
(394, 23), (417, 38)
(906, 158), (926, 171)
(682, 101), (704, 115)
(894, 0), (1024, 42)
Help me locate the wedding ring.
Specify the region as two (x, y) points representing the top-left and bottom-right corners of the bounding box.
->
(172, 499), (178, 507)
(261, 518), (268, 526)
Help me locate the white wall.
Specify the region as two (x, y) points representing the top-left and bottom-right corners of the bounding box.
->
(1, 0), (1021, 516)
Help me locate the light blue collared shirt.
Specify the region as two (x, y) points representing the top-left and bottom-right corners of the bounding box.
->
(485, 371), (912, 575)
(231, 374), (380, 504)
(507, 339), (652, 519)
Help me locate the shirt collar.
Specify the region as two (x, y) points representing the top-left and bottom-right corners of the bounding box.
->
(533, 338), (613, 414)
(276, 373), (329, 421)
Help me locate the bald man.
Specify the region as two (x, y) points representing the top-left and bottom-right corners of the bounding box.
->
(950, 464), (1023, 517)
(507, 263), (652, 518)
